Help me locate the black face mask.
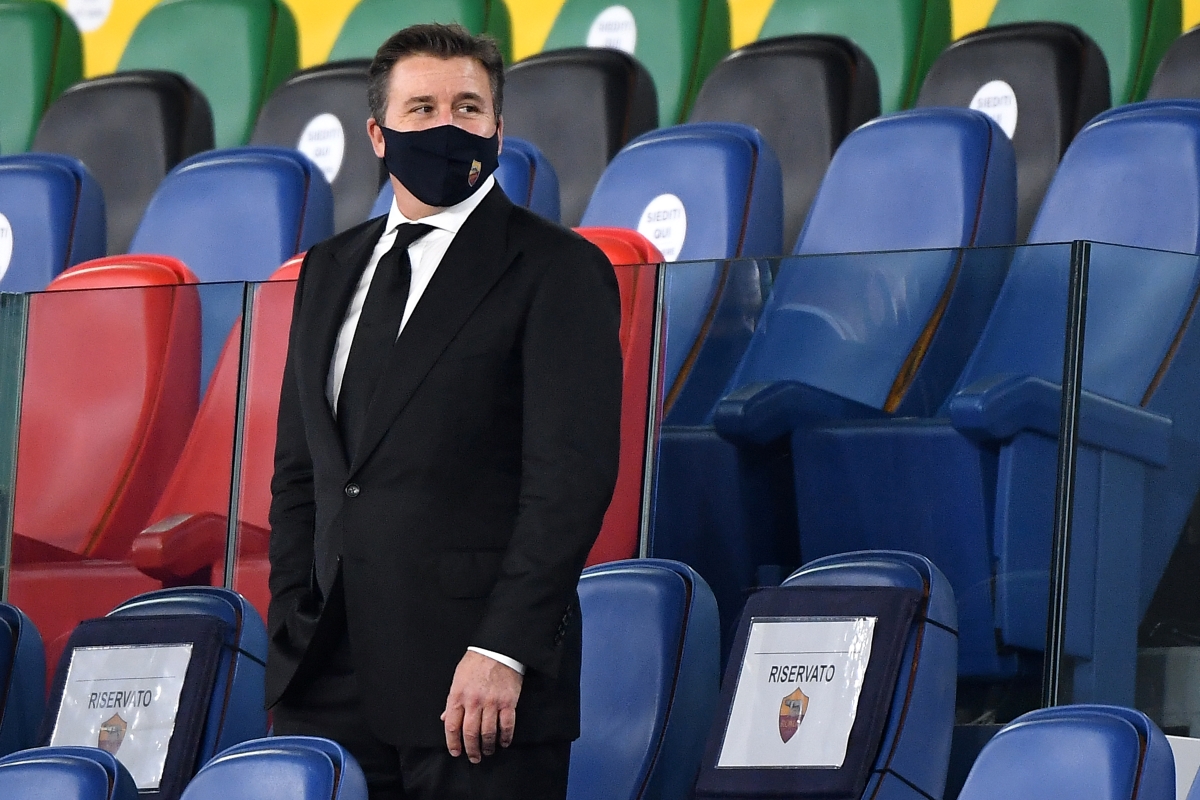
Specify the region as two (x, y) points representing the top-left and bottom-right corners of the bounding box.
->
(380, 123), (500, 208)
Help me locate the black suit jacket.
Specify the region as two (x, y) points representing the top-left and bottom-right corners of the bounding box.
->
(266, 186), (622, 747)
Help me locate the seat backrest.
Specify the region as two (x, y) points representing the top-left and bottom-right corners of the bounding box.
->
(109, 587), (268, 765)
(181, 746), (354, 800)
(690, 34), (880, 248)
(33, 70), (216, 253)
(0, 0), (82, 154)
(251, 60), (384, 234)
(504, 47), (658, 226)
(916, 22), (1110, 241)
(542, 0), (729, 124)
(954, 105), (1200, 407)
(0, 604), (45, 758)
(783, 551), (957, 800)
(988, 0), (1180, 103)
(958, 705), (1174, 800)
(118, 0), (298, 148)
(0, 154), (106, 292)
(493, 137), (561, 222)
(0, 748), (138, 800)
(570, 559), (719, 800)
(14, 256), (200, 560)
(757, 0), (950, 113)
(329, 0), (512, 63)
(1148, 26), (1200, 100)
(212, 736), (368, 800)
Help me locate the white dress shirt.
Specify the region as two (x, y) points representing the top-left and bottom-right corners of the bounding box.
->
(325, 174), (525, 676)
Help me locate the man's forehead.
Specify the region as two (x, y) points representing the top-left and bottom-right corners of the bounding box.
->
(388, 54), (490, 93)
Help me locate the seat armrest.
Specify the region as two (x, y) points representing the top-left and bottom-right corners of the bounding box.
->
(948, 374), (1171, 466)
(713, 381), (888, 447)
(131, 513), (271, 583)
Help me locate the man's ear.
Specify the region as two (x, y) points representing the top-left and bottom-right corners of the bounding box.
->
(367, 117), (386, 159)
(496, 116), (504, 155)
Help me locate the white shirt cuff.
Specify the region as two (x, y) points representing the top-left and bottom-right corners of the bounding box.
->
(467, 646), (526, 675)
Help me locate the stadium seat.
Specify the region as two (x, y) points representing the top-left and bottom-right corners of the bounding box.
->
(689, 35), (881, 247)
(132, 260), (302, 621)
(988, 0), (1180, 103)
(957, 705), (1174, 800)
(0, 604), (45, 758)
(504, 47), (658, 226)
(790, 103), (1200, 700)
(7, 256), (200, 680)
(917, 22), (1110, 241)
(329, 0), (513, 63)
(575, 229), (662, 567)
(542, 0), (730, 124)
(0, 0), (82, 154)
(0, 154), (106, 292)
(1148, 25), (1200, 100)
(369, 137), (562, 222)
(32, 71), (215, 253)
(117, 0), (299, 148)
(756, 0), (951, 113)
(0, 746), (137, 800)
(779, 552), (958, 800)
(104, 587), (268, 763)
(131, 146), (332, 384)
(570, 559), (719, 800)
(580, 122), (783, 425)
(182, 736), (367, 800)
(251, 60), (383, 234)
(649, 108), (1016, 653)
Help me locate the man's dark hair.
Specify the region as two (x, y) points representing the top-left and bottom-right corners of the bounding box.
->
(368, 23), (505, 124)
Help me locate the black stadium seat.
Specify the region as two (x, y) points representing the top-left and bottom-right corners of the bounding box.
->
(688, 34), (880, 249)
(504, 47), (657, 227)
(1148, 26), (1200, 100)
(916, 22), (1109, 241)
(32, 70), (214, 254)
(251, 60), (384, 234)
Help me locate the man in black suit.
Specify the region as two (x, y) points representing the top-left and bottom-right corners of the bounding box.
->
(266, 23), (622, 800)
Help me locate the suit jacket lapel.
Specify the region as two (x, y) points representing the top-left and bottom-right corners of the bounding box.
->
(350, 188), (517, 473)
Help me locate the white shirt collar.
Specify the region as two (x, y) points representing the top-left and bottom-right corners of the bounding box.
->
(385, 174), (496, 237)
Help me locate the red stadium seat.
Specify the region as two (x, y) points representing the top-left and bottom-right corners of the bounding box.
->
(575, 228), (661, 566)
(8, 254), (202, 676)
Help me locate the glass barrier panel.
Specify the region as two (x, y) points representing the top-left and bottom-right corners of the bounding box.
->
(6, 278), (245, 678)
(0, 293), (28, 601)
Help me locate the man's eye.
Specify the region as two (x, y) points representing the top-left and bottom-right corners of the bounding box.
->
(457, 105), (480, 114)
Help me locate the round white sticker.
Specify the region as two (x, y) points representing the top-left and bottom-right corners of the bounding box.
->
(587, 5), (637, 53)
(66, 0), (113, 32)
(637, 194), (687, 262)
(0, 213), (13, 282)
(296, 113), (346, 184)
(969, 80), (1019, 139)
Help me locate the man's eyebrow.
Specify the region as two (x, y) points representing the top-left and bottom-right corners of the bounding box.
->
(404, 94), (437, 106)
(453, 91), (487, 104)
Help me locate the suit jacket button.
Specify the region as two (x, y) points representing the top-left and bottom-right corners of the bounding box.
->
(344, 483), (360, 498)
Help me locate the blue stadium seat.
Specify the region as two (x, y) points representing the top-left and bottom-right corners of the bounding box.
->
(130, 146), (332, 385)
(570, 559), (719, 800)
(649, 109), (1016, 651)
(0, 604), (44, 758)
(0, 746), (137, 800)
(107, 587), (268, 764)
(791, 102), (1200, 700)
(181, 737), (366, 800)
(368, 136), (561, 222)
(782, 552), (958, 800)
(581, 122), (784, 425)
(958, 705), (1174, 800)
(0, 153), (105, 291)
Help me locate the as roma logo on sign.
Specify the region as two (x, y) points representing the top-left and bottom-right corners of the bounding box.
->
(97, 712), (127, 754)
(778, 687), (809, 743)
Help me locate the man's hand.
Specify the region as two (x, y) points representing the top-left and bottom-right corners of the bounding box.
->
(441, 650), (523, 762)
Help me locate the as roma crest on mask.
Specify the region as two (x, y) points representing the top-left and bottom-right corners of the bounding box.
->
(778, 687), (809, 743)
(98, 712), (128, 754)
(468, 159), (482, 187)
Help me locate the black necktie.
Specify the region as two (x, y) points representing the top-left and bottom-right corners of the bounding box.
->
(337, 222), (433, 460)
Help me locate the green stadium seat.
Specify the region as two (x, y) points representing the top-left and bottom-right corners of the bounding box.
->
(329, 0), (513, 63)
(756, 0), (949, 113)
(118, 0), (299, 149)
(988, 0), (1180, 103)
(0, 0), (82, 154)
(541, 0), (730, 124)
